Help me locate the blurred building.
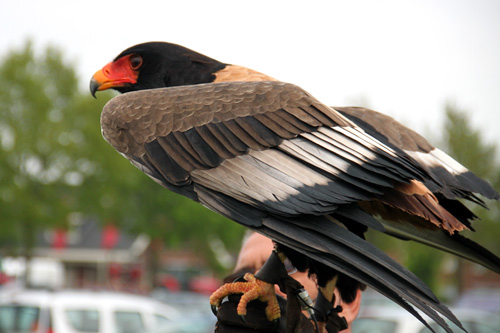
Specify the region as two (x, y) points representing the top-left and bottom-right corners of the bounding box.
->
(34, 219), (151, 291)
(0, 218), (221, 294)
(436, 255), (500, 305)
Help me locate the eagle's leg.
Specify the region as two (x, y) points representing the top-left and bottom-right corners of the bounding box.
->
(210, 250), (285, 323)
(315, 274), (348, 333)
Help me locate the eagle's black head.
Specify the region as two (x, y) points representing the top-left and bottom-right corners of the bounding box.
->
(90, 42), (226, 96)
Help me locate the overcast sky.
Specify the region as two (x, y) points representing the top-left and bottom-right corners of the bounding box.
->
(2, 0), (499, 146)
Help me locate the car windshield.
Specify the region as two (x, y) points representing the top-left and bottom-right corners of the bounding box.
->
(114, 311), (144, 333)
(65, 309), (100, 332)
(0, 305), (40, 332)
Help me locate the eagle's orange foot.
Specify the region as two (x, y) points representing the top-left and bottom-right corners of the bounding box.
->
(210, 272), (281, 322)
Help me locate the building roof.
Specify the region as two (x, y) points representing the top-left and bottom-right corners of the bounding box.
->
(34, 219), (150, 264)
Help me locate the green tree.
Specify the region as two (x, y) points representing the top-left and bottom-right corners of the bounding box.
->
(0, 41), (82, 257)
(441, 104), (500, 259)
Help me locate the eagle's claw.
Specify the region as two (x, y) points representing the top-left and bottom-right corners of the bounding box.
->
(209, 273), (281, 322)
(211, 304), (218, 316)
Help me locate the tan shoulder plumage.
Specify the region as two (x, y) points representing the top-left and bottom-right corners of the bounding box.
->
(214, 65), (277, 82)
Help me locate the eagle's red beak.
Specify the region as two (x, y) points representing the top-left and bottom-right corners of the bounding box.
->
(90, 54), (139, 97)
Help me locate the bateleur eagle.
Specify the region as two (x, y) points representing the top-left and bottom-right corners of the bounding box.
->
(90, 42), (500, 333)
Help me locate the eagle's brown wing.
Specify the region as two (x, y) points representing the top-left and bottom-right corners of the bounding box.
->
(336, 106), (499, 202)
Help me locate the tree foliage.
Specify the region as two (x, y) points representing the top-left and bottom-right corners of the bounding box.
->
(0, 41), (81, 255)
(0, 42), (245, 271)
(441, 104), (500, 253)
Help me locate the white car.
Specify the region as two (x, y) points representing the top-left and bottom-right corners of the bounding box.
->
(0, 289), (180, 333)
(352, 306), (500, 333)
